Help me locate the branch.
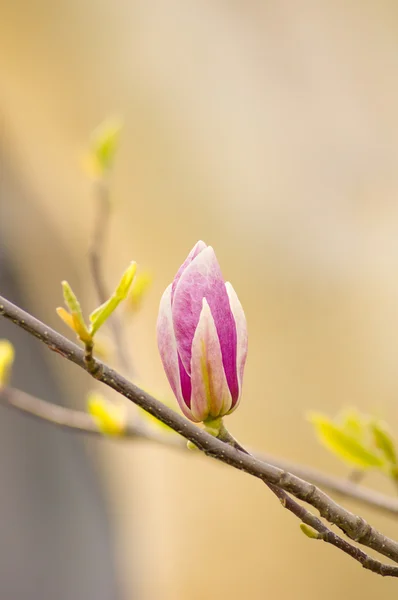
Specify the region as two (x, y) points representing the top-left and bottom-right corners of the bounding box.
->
(217, 422), (398, 577)
(0, 386), (182, 448)
(2, 391), (397, 578)
(2, 386), (398, 519)
(256, 453), (398, 518)
(1, 294), (398, 575)
(88, 178), (132, 374)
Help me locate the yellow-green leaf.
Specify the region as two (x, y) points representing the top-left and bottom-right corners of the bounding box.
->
(309, 413), (385, 469)
(89, 262), (137, 335)
(390, 465), (398, 481)
(89, 116), (123, 175)
(187, 440), (200, 451)
(340, 409), (366, 442)
(115, 261), (137, 299)
(87, 393), (125, 436)
(56, 307), (75, 331)
(61, 281), (92, 343)
(0, 340), (15, 387)
(299, 524), (320, 539)
(371, 420), (397, 466)
(62, 281), (83, 316)
(72, 314), (92, 344)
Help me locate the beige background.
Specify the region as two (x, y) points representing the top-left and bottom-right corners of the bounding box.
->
(2, 0), (398, 597)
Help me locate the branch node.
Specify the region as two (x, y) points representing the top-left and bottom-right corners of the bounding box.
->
(84, 342), (102, 378)
(278, 470), (292, 489)
(352, 516), (373, 544)
(302, 483), (317, 504)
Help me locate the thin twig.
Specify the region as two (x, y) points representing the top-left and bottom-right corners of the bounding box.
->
(88, 178), (131, 374)
(0, 386), (183, 447)
(2, 385), (398, 518)
(1, 294), (398, 574)
(255, 454), (398, 517)
(217, 422), (398, 577)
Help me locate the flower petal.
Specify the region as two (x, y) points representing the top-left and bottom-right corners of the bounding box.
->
(172, 246), (239, 402)
(190, 299), (232, 421)
(171, 240), (207, 303)
(226, 282), (248, 409)
(156, 284), (196, 421)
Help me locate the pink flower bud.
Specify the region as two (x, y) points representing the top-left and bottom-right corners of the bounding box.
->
(157, 241), (248, 423)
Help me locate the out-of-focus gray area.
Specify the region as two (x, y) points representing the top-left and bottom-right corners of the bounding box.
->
(0, 147), (121, 600)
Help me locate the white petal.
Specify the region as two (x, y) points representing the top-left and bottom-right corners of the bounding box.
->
(190, 299), (232, 421)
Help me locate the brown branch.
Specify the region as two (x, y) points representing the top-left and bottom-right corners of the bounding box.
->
(88, 178), (132, 374)
(255, 453), (398, 518)
(217, 423), (398, 577)
(2, 385), (398, 519)
(1, 294), (398, 576)
(0, 386), (182, 447)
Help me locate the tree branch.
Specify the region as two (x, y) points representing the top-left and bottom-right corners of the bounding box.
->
(0, 385), (183, 447)
(88, 178), (132, 374)
(217, 422), (398, 577)
(256, 454), (398, 518)
(2, 386), (398, 519)
(2, 293), (398, 574)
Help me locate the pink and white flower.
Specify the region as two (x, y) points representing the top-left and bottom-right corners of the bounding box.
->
(157, 241), (248, 423)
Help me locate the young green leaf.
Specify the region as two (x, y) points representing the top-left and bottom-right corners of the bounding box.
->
(309, 413), (385, 469)
(340, 409), (366, 442)
(60, 281), (92, 343)
(89, 116), (123, 175)
(62, 281), (83, 316)
(187, 440), (200, 451)
(89, 262), (137, 335)
(56, 307), (76, 332)
(0, 340), (15, 387)
(370, 420), (397, 466)
(87, 393), (125, 436)
(115, 261), (137, 299)
(299, 523), (320, 539)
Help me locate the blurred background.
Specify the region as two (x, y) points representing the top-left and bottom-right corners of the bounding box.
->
(1, 0), (398, 598)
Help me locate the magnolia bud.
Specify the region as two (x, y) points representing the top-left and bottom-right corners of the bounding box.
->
(157, 241), (247, 423)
